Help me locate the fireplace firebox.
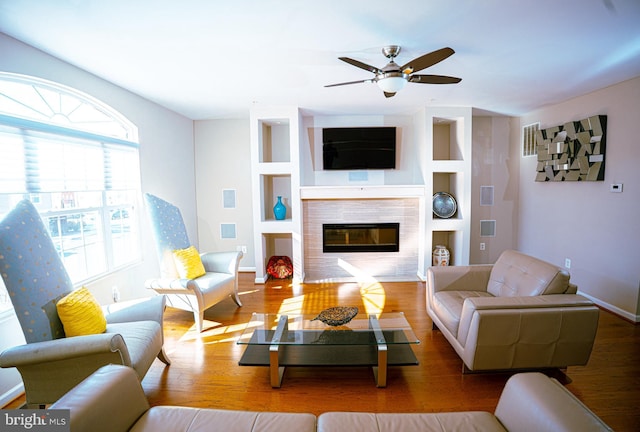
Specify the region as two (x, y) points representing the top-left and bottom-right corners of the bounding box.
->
(323, 223), (400, 253)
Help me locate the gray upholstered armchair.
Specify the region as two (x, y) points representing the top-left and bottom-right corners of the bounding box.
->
(143, 193), (243, 332)
(0, 200), (170, 407)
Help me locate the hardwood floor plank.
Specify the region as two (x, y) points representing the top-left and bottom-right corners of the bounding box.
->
(4, 273), (639, 431)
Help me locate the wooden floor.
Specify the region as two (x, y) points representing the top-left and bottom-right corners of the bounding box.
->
(5, 273), (640, 430)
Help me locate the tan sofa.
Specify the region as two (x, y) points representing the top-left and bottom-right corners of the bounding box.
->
(49, 364), (611, 431)
(426, 249), (600, 372)
(51, 364), (316, 432)
(318, 372), (611, 431)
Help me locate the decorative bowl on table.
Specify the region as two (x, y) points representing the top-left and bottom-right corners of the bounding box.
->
(311, 306), (359, 326)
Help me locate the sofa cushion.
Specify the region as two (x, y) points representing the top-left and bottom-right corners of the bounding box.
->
(487, 250), (570, 297)
(107, 321), (162, 378)
(131, 407), (317, 432)
(317, 411), (506, 432)
(432, 291), (493, 337)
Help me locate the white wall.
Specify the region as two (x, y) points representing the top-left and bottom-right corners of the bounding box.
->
(518, 76), (640, 321)
(0, 33), (196, 402)
(301, 114), (421, 186)
(470, 116), (520, 264)
(194, 119), (254, 269)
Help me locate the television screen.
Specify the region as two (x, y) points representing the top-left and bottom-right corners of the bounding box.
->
(322, 127), (396, 170)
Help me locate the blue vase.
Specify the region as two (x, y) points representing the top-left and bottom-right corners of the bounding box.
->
(273, 196), (286, 220)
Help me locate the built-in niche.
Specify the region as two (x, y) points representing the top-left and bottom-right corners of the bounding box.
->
(535, 115), (607, 181)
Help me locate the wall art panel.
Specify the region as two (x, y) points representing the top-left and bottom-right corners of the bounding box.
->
(535, 115), (607, 182)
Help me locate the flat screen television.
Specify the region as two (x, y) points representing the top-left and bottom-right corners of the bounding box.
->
(322, 127), (396, 170)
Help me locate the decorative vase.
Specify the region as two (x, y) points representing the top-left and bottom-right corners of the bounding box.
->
(273, 196), (286, 220)
(432, 245), (450, 266)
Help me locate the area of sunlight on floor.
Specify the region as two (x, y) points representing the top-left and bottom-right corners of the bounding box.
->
(338, 258), (385, 315)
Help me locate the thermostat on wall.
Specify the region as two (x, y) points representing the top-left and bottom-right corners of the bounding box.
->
(610, 183), (623, 193)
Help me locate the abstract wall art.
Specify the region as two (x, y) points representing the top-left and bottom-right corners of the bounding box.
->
(535, 115), (607, 182)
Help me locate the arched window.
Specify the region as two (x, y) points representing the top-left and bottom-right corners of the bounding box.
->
(0, 73), (142, 311)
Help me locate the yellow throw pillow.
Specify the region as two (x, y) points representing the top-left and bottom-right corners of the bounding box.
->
(172, 246), (206, 279)
(56, 286), (107, 337)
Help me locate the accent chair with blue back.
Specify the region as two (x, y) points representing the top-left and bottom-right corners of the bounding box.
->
(144, 193), (243, 332)
(0, 199), (170, 407)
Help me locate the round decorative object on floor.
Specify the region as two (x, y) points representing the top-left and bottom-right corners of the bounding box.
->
(266, 255), (293, 279)
(432, 192), (457, 218)
(273, 196), (286, 220)
(432, 245), (450, 266)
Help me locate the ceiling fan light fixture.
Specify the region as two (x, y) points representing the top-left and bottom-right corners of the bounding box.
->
(376, 74), (407, 93)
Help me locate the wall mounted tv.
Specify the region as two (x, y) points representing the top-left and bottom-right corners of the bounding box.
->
(322, 127), (396, 170)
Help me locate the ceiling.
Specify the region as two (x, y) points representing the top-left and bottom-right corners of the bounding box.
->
(1, 0), (639, 120)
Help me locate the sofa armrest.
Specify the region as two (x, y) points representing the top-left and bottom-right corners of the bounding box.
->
(50, 364), (150, 432)
(426, 265), (493, 312)
(200, 250), (243, 274)
(427, 265), (493, 294)
(457, 295), (599, 370)
(0, 333), (128, 367)
(145, 277), (197, 293)
(0, 334), (132, 405)
(463, 293), (596, 312)
(105, 295), (166, 325)
(495, 373), (612, 431)
(458, 294), (598, 344)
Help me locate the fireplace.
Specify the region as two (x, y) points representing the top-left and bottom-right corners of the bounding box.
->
(323, 223), (400, 253)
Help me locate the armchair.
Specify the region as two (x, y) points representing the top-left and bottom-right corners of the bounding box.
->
(426, 249), (599, 372)
(143, 193), (243, 332)
(0, 200), (170, 407)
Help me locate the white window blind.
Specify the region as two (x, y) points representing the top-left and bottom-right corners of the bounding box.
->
(0, 74), (142, 311)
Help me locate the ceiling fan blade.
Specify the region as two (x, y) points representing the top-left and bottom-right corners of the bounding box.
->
(324, 79), (372, 88)
(409, 74), (462, 84)
(339, 57), (382, 74)
(383, 92), (396, 98)
(401, 47), (455, 74)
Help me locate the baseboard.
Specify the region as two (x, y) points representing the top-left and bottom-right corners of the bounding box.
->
(238, 267), (256, 273)
(302, 275), (421, 284)
(578, 290), (639, 323)
(0, 383), (24, 408)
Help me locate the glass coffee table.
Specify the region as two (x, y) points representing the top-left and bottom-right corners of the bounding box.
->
(237, 312), (419, 388)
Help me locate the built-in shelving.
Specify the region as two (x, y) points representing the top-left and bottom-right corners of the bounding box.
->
(251, 106), (471, 283)
(419, 107), (472, 275)
(250, 106), (302, 283)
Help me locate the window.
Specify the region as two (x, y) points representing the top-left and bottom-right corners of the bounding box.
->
(522, 122), (539, 157)
(0, 73), (142, 311)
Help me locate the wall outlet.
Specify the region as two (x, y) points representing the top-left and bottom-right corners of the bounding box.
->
(112, 286), (120, 302)
(564, 258), (571, 269)
(237, 245), (247, 254)
(610, 183), (623, 193)
(480, 242), (486, 251)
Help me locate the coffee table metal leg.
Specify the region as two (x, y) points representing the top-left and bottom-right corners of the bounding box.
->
(369, 314), (388, 387)
(373, 344), (388, 387)
(269, 345), (285, 388)
(269, 315), (288, 388)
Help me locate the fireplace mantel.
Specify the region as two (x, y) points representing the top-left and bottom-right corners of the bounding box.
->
(300, 185), (425, 200)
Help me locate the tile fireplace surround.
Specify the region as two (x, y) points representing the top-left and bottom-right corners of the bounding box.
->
(303, 197), (420, 282)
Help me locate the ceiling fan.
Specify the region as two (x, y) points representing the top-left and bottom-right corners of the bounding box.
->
(325, 45), (461, 98)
